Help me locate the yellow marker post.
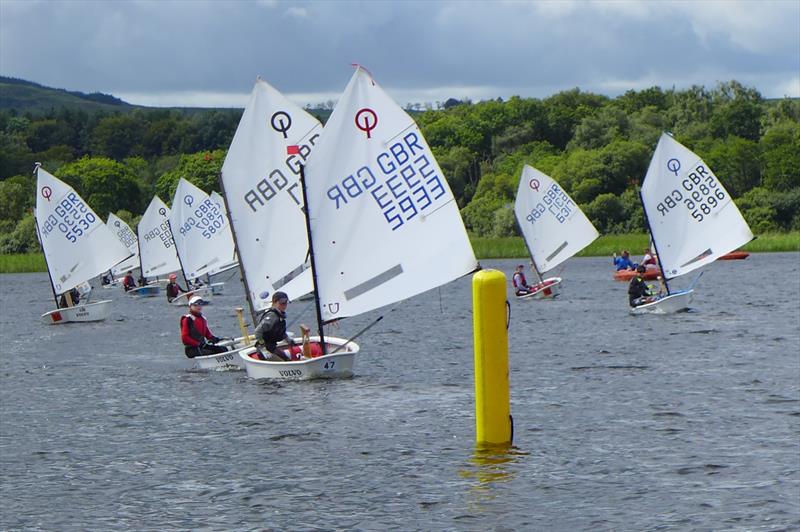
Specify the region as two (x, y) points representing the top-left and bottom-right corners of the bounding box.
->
(235, 307), (252, 345)
(473, 269), (512, 445)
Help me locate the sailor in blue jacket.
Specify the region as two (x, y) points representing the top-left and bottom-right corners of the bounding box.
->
(613, 250), (637, 271)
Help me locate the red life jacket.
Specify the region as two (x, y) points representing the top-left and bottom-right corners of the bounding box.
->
(181, 313), (212, 347)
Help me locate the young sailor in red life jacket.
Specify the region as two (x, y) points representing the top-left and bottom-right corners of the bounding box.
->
(166, 273), (188, 302)
(181, 296), (228, 358)
(512, 264), (534, 296)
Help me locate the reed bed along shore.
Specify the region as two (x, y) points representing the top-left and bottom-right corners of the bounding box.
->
(0, 232), (797, 273)
(470, 232), (800, 259)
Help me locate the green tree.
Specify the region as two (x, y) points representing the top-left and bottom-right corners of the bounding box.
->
(760, 121), (800, 191)
(703, 136), (761, 197)
(57, 156), (144, 217)
(582, 193), (625, 234)
(155, 150), (226, 201)
(0, 174), (34, 221)
(461, 193), (505, 236)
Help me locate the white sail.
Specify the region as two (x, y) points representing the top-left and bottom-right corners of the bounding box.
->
(206, 191), (238, 276)
(304, 67), (478, 321)
(35, 166), (131, 294)
(169, 178), (236, 280)
(137, 196), (180, 279)
(514, 165), (599, 273)
(642, 133), (754, 279)
(106, 212), (140, 276)
(220, 78), (317, 310)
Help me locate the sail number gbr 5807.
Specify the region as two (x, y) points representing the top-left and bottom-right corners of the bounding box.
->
(655, 164), (728, 223)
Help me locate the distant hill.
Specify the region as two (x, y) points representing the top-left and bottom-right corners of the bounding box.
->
(0, 76), (337, 121)
(0, 76), (138, 113)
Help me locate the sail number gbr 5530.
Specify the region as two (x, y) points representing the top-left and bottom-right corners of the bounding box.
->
(655, 164), (728, 223)
(40, 192), (98, 243)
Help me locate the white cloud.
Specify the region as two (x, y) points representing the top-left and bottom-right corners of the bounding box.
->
(285, 6), (307, 18)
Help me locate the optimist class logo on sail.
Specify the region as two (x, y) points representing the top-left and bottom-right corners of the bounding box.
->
(242, 110), (319, 214)
(325, 122), (448, 232)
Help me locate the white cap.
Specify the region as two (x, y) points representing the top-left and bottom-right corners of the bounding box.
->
(189, 296), (205, 306)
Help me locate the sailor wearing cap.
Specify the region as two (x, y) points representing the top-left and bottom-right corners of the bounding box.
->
(181, 295), (228, 358)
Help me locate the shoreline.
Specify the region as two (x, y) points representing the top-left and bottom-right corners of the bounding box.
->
(2, 232), (798, 273)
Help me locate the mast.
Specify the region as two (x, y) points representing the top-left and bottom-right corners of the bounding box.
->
(136, 229), (144, 282)
(218, 172), (258, 326)
(34, 215), (60, 309)
(526, 243), (545, 285)
(298, 163), (326, 355)
(165, 218), (190, 289)
(640, 190), (671, 295)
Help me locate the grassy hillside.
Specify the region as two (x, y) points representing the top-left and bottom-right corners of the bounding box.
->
(0, 76), (136, 113)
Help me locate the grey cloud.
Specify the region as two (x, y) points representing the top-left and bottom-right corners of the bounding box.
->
(1, 0), (797, 104)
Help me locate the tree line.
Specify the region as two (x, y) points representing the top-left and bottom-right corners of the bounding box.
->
(1, 80), (798, 254)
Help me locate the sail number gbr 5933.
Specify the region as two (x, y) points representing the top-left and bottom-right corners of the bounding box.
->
(655, 164), (727, 223)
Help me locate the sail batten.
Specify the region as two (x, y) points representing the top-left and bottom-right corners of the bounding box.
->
(35, 167), (131, 293)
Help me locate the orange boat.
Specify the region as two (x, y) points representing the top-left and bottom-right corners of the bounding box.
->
(718, 250), (750, 260)
(614, 267), (660, 281)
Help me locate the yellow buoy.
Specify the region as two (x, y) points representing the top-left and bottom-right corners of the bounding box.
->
(473, 269), (512, 445)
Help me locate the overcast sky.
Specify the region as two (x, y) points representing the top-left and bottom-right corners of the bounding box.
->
(1, 0), (798, 108)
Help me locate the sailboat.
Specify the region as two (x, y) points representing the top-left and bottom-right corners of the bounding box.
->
(632, 132), (754, 314)
(218, 77), (348, 377)
(513, 165), (599, 299)
(35, 164), (132, 324)
(167, 178), (239, 302)
(136, 196), (182, 298)
(105, 212), (140, 287)
(236, 66), (479, 379)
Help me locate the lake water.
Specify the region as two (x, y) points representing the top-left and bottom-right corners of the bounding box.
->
(1, 255), (798, 531)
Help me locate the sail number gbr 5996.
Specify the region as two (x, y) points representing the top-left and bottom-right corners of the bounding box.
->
(655, 164), (728, 223)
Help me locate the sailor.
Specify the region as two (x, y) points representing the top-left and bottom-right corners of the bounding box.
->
(253, 291), (297, 361)
(181, 296), (228, 358)
(613, 250), (637, 271)
(628, 265), (655, 307)
(58, 287), (80, 308)
(166, 273), (187, 302)
(123, 271), (137, 292)
(512, 264), (533, 296)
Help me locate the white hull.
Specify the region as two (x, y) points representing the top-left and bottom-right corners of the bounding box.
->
(127, 285), (160, 297)
(239, 336), (358, 380)
(193, 345), (250, 370)
(516, 277), (562, 300)
(41, 300), (113, 324)
(169, 286), (211, 306)
(630, 290), (693, 315)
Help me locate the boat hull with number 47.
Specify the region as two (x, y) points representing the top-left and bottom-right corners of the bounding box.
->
(238, 337), (359, 380)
